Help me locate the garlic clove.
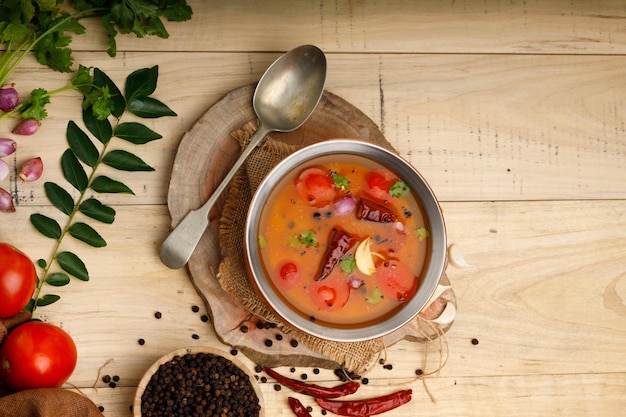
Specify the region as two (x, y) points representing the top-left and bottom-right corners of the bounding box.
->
(0, 159), (8, 181)
(430, 302), (457, 325)
(0, 138), (16, 157)
(448, 243), (473, 268)
(355, 237), (377, 275)
(421, 284), (452, 312)
(19, 157), (43, 182)
(0, 187), (15, 213)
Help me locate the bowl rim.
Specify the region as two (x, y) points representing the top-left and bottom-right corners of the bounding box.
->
(245, 139), (447, 342)
(133, 346), (265, 417)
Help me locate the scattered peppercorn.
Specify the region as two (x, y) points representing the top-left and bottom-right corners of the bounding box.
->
(301, 373), (308, 380)
(306, 406), (313, 413)
(201, 315), (209, 322)
(362, 377), (369, 385)
(109, 382), (117, 389)
(313, 368), (320, 374)
(230, 349), (238, 356)
(138, 338), (145, 346)
(264, 339), (273, 347)
(260, 376), (267, 383)
(383, 364), (393, 370)
(240, 325), (249, 333)
(321, 410), (327, 415)
(275, 334), (283, 341)
(471, 338), (479, 345)
(256, 322), (264, 330)
(191, 334), (200, 340)
(290, 367), (296, 373)
(290, 339), (299, 348)
(154, 311), (162, 319)
(254, 365), (263, 373)
(140, 352), (261, 417)
(98, 406), (104, 412)
(191, 305), (200, 313)
(113, 375), (120, 382)
(102, 375), (111, 383)
(379, 358), (385, 365)
(415, 369), (423, 376)
(273, 384), (281, 391)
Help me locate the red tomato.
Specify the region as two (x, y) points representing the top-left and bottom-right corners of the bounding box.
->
(310, 276), (350, 312)
(0, 321), (77, 392)
(365, 170), (397, 201)
(296, 168), (336, 207)
(0, 243), (37, 318)
(376, 260), (417, 302)
(277, 262), (300, 289)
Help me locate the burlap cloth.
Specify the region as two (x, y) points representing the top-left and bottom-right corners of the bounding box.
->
(217, 122), (384, 372)
(0, 312), (104, 417)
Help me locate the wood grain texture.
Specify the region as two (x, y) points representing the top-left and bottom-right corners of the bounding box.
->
(0, 1), (624, 416)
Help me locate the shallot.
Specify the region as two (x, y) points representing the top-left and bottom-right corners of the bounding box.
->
(12, 118), (40, 135)
(19, 157), (43, 182)
(0, 188), (15, 213)
(0, 160), (8, 181)
(348, 274), (363, 289)
(334, 196), (356, 215)
(0, 86), (19, 112)
(0, 138), (16, 157)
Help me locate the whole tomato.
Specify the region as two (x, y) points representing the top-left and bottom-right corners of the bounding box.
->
(0, 243), (37, 318)
(0, 321), (77, 391)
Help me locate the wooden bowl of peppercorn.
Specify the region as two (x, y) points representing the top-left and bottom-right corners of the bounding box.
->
(133, 347), (264, 417)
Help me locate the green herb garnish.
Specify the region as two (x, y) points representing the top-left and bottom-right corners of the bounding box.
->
(389, 181), (410, 197)
(332, 173), (350, 191)
(366, 287), (384, 304)
(339, 255), (356, 274)
(298, 230), (318, 247)
(416, 227), (430, 241)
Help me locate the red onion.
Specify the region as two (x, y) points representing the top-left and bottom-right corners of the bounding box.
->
(0, 160), (8, 181)
(0, 86), (19, 112)
(12, 118), (40, 135)
(0, 138), (16, 157)
(348, 274), (363, 289)
(19, 157), (43, 182)
(394, 221), (406, 234)
(334, 196), (356, 215)
(0, 188), (15, 213)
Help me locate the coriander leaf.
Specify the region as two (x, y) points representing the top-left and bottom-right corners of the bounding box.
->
(34, 32), (74, 73)
(71, 64), (95, 96)
(91, 86), (116, 120)
(162, 1), (193, 22)
(332, 173), (350, 190)
(298, 230), (318, 247)
(366, 287), (384, 304)
(0, 22), (30, 43)
(416, 227), (430, 241)
(389, 181), (410, 198)
(94, 67), (125, 117)
(339, 255), (356, 274)
(20, 88), (50, 121)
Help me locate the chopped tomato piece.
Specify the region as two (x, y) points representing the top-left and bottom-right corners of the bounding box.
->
(365, 169), (398, 201)
(296, 168), (336, 207)
(310, 275), (350, 311)
(376, 259), (417, 302)
(276, 262), (300, 289)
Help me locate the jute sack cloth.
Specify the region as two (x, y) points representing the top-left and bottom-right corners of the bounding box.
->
(0, 312), (104, 417)
(217, 122), (383, 372)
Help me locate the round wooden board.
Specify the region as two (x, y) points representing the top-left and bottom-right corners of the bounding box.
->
(167, 84), (456, 369)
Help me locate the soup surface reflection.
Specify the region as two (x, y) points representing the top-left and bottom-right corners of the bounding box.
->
(258, 155), (430, 327)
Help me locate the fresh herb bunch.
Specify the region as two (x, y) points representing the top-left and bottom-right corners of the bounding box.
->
(0, 0), (191, 123)
(27, 65), (174, 314)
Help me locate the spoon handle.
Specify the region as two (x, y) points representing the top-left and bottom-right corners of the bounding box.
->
(159, 124), (272, 269)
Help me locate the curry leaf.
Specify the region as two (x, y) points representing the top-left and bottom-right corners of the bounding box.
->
(46, 273), (71, 287)
(91, 176), (134, 194)
(61, 149), (88, 191)
(30, 214), (62, 240)
(36, 294), (61, 307)
(114, 122), (162, 144)
(94, 67), (125, 117)
(128, 96), (177, 118)
(44, 182), (75, 215)
(67, 120), (99, 167)
(69, 222), (107, 247)
(57, 251), (89, 281)
(79, 198), (116, 224)
(125, 65), (158, 102)
(103, 150), (154, 171)
(83, 105), (112, 144)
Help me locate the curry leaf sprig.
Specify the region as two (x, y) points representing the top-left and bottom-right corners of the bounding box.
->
(27, 65), (175, 314)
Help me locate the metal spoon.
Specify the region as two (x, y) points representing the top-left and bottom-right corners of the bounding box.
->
(160, 45), (327, 269)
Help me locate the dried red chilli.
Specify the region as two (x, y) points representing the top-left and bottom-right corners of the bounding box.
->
(288, 397), (313, 417)
(356, 198), (398, 223)
(317, 228), (356, 281)
(315, 389), (412, 416)
(264, 368), (360, 398)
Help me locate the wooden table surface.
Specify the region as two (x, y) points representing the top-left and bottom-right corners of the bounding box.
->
(2, 1), (625, 416)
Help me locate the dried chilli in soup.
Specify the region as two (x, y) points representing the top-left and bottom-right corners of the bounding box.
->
(258, 155), (430, 327)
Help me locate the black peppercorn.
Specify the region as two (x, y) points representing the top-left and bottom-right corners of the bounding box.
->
(191, 334), (200, 340)
(191, 305), (200, 313)
(240, 325), (249, 333)
(290, 339), (298, 348)
(201, 314), (209, 322)
(102, 375), (111, 383)
(264, 339), (273, 347)
(471, 338), (479, 345)
(154, 311), (162, 319)
(138, 338), (145, 345)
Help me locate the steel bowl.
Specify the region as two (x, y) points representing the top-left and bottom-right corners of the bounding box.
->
(244, 139), (446, 342)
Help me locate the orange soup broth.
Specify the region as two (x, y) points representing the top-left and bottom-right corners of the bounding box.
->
(258, 155), (430, 328)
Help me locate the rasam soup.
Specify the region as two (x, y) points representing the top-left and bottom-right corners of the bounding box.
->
(257, 154), (430, 328)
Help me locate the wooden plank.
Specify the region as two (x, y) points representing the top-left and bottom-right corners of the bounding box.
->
(69, 0), (626, 55)
(4, 52), (625, 209)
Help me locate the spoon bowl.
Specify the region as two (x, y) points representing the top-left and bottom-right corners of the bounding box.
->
(160, 45), (327, 269)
